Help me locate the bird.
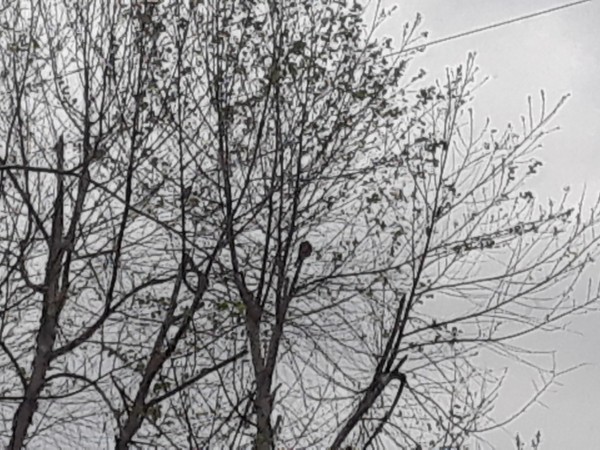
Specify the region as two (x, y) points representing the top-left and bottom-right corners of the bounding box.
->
(298, 241), (313, 260)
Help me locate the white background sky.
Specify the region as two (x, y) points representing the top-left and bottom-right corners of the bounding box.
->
(379, 1), (600, 448)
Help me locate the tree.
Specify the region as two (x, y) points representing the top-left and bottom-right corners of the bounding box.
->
(0, 0), (598, 449)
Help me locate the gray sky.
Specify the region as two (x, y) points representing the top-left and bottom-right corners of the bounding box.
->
(381, 1), (600, 448)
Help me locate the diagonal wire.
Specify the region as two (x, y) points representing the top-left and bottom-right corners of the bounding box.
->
(394, 0), (592, 55)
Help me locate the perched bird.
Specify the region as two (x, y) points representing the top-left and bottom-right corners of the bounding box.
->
(298, 241), (313, 260)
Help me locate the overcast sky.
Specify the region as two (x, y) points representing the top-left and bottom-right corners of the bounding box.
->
(380, 1), (600, 448)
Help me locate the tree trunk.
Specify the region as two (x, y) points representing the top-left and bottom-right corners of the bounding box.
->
(9, 310), (58, 449)
(254, 372), (274, 450)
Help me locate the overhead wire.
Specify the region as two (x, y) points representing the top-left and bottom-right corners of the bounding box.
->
(394, 0), (591, 56)
(0, 0), (591, 98)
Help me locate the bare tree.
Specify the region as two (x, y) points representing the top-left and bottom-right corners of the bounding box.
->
(1, 1), (245, 447)
(1, 1), (598, 449)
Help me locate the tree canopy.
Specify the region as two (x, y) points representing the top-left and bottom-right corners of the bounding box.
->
(0, 1), (598, 449)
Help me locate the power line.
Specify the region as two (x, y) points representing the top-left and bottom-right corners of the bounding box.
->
(396, 0), (591, 55)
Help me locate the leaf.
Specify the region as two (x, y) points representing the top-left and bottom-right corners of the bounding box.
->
(217, 302), (228, 311)
(353, 90), (368, 100)
(269, 67), (282, 83)
(290, 40), (306, 54)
